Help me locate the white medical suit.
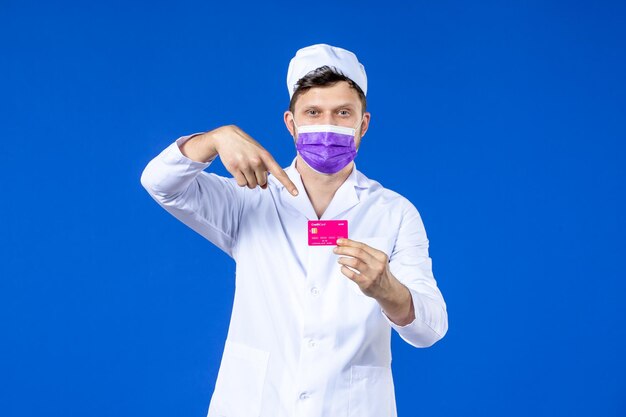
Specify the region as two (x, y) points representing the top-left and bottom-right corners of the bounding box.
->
(140, 133), (448, 417)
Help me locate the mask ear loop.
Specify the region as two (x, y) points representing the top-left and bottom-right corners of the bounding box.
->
(291, 113), (300, 139)
(353, 115), (365, 131)
(353, 115), (365, 152)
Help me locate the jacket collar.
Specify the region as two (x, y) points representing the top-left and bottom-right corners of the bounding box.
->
(275, 156), (369, 220)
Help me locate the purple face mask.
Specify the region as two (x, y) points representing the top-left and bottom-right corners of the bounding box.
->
(293, 120), (362, 175)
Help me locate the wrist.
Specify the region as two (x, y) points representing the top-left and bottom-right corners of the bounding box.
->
(381, 280), (415, 326)
(199, 131), (220, 155)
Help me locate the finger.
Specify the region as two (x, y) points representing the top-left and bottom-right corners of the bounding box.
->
(333, 245), (376, 263)
(255, 169), (268, 189)
(241, 168), (258, 189)
(233, 171), (248, 188)
(336, 238), (367, 248)
(262, 153), (299, 196)
(340, 265), (363, 284)
(336, 238), (387, 263)
(337, 256), (367, 274)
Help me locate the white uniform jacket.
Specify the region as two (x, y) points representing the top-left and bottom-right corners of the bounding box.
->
(140, 133), (448, 417)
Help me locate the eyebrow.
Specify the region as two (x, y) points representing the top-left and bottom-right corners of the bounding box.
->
(303, 103), (356, 110)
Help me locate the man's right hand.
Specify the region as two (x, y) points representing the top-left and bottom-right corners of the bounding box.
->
(179, 125), (299, 196)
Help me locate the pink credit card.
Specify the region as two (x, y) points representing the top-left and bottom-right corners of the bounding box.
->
(308, 220), (348, 246)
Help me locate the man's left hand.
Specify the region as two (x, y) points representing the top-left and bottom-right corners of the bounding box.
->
(333, 238), (415, 326)
(333, 238), (394, 298)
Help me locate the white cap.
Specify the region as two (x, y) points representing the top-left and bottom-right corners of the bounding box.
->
(286, 43), (367, 99)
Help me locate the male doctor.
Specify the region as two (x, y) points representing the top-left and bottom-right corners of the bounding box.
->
(141, 44), (448, 417)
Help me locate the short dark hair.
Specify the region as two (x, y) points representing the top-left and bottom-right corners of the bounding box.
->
(289, 65), (367, 114)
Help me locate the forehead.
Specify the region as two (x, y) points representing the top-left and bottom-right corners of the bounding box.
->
(293, 81), (362, 110)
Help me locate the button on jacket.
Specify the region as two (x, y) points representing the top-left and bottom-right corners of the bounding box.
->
(140, 133), (448, 417)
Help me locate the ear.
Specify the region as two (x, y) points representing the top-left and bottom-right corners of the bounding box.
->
(284, 110), (296, 137)
(358, 111), (371, 138)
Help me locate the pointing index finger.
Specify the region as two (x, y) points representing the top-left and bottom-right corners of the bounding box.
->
(262, 153), (299, 196)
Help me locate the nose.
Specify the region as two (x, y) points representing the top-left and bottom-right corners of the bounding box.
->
(320, 112), (334, 125)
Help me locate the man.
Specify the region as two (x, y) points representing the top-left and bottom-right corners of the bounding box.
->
(141, 44), (448, 417)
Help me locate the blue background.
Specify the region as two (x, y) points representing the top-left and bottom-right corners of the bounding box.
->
(1, 1), (625, 416)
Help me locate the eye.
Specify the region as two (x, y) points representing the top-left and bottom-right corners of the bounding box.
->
(306, 109), (319, 116)
(338, 109), (351, 116)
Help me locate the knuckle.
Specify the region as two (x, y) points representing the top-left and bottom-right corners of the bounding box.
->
(229, 157), (243, 169)
(249, 156), (262, 167)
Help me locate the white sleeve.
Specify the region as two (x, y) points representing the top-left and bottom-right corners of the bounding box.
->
(380, 201), (449, 348)
(140, 133), (245, 259)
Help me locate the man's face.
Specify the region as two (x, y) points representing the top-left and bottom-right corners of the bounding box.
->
(284, 81), (371, 150)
